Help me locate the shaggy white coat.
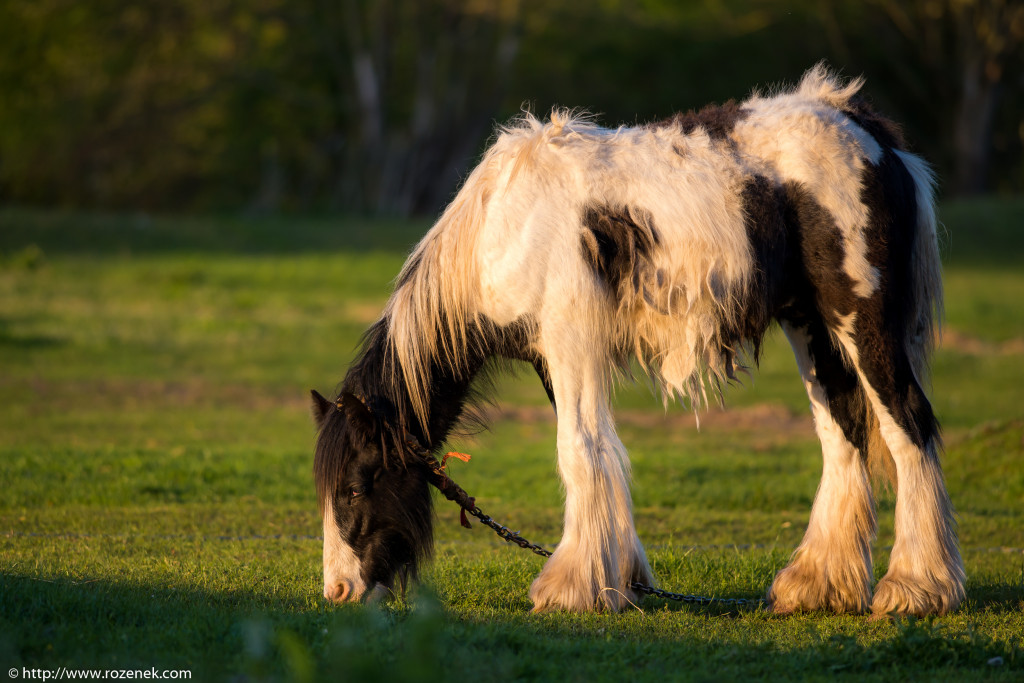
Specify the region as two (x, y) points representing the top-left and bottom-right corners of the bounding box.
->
(324, 65), (963, 616)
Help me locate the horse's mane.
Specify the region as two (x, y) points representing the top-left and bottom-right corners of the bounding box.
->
(381, 110), (598, 432)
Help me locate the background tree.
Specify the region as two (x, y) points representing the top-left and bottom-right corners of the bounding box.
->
(0, 0), (1019, 215)
(858, 0), (1024, 194)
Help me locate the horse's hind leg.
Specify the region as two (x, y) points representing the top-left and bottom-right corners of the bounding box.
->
(768, 320), (876, 613)
(527, 327), (653, 612)
(834, 318), (965, 617)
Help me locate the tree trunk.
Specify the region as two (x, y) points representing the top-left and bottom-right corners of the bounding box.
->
(952, 57), (1001, 194)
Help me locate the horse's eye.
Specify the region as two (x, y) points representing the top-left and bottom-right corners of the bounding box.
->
(349, 485), (366, 498)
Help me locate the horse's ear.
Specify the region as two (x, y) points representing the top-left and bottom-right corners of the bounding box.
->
(339, 392), (377, 440)
(310, 389), (333, 429)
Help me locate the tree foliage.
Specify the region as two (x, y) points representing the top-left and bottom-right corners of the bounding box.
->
(0, 0), (1019, 214)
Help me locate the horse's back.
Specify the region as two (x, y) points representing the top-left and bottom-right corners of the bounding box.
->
(463, 68), (935, 407)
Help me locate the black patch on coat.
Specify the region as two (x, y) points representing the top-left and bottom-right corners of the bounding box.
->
(776, 152), (939, 453)
(651, 100), (750, 141)
(580, 204), (660, 300)
(851, 149), (939, 449)
(779, 306), (872, 455)
(806, 315), (872, 455)
(779, 181), (859, 329)
(773, 181), (872, 452)
(722, 175), (793, 365)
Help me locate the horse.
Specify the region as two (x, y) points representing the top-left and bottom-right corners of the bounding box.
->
(311, 64), (965, 616)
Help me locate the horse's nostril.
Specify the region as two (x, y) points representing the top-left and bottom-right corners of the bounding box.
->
(324, 581), (352, 602)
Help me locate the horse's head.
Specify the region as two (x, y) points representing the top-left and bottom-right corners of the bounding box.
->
(311, 390), (434, 603)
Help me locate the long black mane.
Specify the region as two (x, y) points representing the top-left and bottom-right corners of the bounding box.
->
(339, 313), (542, 452)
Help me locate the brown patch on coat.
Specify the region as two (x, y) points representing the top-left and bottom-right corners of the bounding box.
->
(650, 100), (750, 141)
(580, 203), (659, 300)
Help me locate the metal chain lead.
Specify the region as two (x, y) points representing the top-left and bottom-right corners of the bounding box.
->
(462, 504), (555, 559)
(468, 504), (761, 607)
(424, 451), (764, 609)
(627, 582), (763, 608)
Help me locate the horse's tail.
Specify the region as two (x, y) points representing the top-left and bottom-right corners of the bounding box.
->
(864, 149), (943, 487)
(896, 149), (943, 383)
(383, 148), (497, 430)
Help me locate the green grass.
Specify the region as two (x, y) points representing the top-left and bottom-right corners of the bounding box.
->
(1, 197), (1023, 681)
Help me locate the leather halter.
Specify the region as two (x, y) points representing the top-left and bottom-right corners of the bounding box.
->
(335, 392), (471, 506)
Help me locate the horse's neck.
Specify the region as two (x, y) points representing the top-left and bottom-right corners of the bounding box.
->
(345, 320), (481, 451)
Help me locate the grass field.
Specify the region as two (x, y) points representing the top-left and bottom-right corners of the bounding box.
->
(1, 199), (1023, 681)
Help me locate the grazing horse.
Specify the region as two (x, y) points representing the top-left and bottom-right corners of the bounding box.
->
(311, 65), (965, 616)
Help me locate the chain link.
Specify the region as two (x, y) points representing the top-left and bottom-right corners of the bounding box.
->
(628, 582), (763, 607)
(463, 505), (554, 558)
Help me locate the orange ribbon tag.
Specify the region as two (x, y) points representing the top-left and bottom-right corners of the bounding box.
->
(441, 451), (472, 470)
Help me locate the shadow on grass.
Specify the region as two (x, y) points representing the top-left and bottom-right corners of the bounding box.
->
(0, 327), (65, 352)
(963, 581), (1024, 615)
(1, 572), (1021, 682)
(637, 579), (1024, 618)
(0, 572), (326, 679)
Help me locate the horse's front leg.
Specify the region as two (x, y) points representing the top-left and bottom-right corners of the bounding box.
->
(528, 344), (653, 612)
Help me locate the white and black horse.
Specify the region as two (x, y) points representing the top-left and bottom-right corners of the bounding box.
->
(312, 65), (964, 616)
